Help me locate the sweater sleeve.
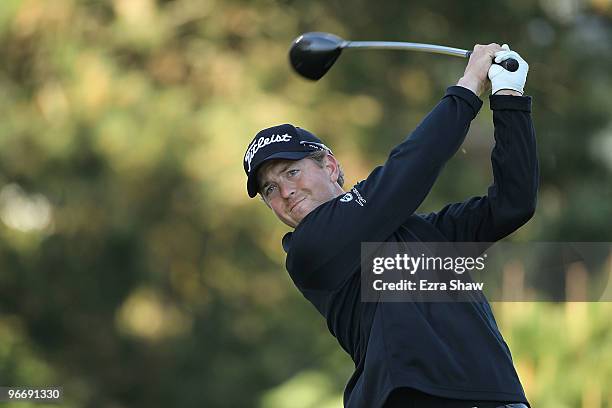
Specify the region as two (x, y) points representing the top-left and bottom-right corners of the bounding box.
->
(421, 94), (539, 243)
(341, 86), (484, 244)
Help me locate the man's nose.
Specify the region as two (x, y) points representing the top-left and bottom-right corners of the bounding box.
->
(279, 183), (295, 199)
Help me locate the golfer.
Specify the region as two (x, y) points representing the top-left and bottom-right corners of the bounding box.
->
(243, 44), (536, 408)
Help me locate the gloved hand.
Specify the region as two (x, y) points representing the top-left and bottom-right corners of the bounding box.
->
(487, 44), (529, 95)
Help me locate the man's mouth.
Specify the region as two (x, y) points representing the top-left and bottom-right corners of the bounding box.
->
(289, 198), (306, 213)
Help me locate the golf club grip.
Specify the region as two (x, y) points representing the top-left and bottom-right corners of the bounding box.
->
(465, 51), (519, 72)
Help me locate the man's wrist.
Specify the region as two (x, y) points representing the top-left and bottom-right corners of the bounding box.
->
(494, 89), (522, 96)
(456, 76), (482, 97)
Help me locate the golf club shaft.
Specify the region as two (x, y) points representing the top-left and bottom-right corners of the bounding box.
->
(345, 41), (470, 58)
(344, 40), (518, 72)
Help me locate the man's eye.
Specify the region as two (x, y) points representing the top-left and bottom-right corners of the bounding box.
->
(287, 169), (299, 177)
(265, 185), (276, 196)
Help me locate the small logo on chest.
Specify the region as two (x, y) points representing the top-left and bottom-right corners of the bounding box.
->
(339, 188), (367, 207)
(340, 193), (353, 202)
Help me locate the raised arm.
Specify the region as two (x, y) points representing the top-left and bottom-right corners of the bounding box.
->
(351, 44), (511, 243)
(423, 45), (538, 242)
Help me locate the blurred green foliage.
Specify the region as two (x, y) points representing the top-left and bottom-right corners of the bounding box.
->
(0, 0), (611, 407)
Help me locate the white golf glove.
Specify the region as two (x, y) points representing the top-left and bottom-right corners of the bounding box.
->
(488, 44), (529, 95)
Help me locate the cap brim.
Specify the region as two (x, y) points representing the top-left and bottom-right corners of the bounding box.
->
(247, 151), (311, 198)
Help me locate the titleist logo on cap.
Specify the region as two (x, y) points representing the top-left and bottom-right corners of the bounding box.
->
(244, 133), (292, 172)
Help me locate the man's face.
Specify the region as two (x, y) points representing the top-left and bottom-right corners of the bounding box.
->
(258, 155), (341, 228)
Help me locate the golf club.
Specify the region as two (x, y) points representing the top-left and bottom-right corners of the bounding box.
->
(289, 32), (519, 81)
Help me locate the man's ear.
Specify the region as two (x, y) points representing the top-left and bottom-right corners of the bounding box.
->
(324, 153), (340, 183)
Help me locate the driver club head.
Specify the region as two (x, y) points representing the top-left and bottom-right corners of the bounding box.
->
(288, 32), (346, 80)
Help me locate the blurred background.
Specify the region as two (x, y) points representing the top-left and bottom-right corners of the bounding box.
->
(0, 0), (611, 407)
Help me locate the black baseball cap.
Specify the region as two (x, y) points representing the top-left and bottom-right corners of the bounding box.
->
(244, 123), (332, 198)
